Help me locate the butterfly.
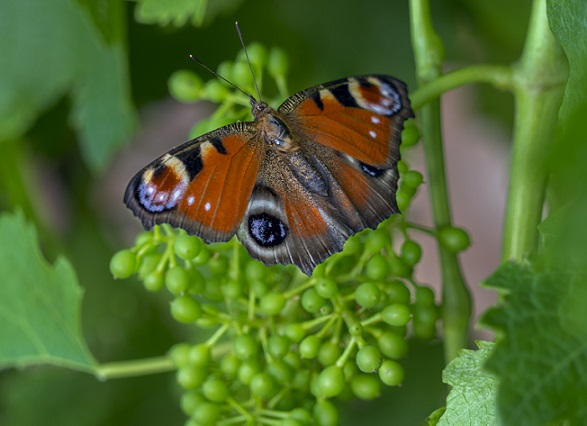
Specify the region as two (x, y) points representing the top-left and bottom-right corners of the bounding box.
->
(124, 75), (414, 275)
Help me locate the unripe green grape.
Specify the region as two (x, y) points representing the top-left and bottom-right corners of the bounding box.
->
(348, 321), (363, 336)
(222, 279), (243, 300)
(402, 170), (424, 189)
(203, 80), (230, 103)
(174, 234), (201, 260)
(267, 359), (293, 384)
(193, 247), (211, 265)
(291, 369), (311, 390)
(238, 359), (261, 385)
(134, 230), (154, 247)
(267, 335), (290, 358)
(208, 255), (228, 275)
(377, 331), (408, 360)
(233, 334), (259, 360)
(389, 256), (412, 278)
(413, 304), (439, 340)
(202, 377), (229, 402)
(317, 365), (345, 398)
(189, 268), (206, 295)
(400, 239), (422, 266)
(165, 266), (191, 295)
(177, 365), (207, 389)
(171, 295), (202, 323)
(219, 352), (240, 379)
(356, 345), (382, 373)
(351, 373), (381, 400)
(397, 160), (409, 175)
(188, 343), (211, 367)
(396, 189), (412, 212)
(315, 278), (338, 298)
(299, 335), (321, 359)
(301, 288), (326, 313)
(204, 277), (223, 302)
(437, 226), (471, 252)
(110, 249), (137, 279)
(415, 285), (436, 306)
(168, 70), (203, 103)
(317, 341), (341, 367)
(290, 407), (312, 423)
(169, 343), (191, 367)
(232, 61), (255, 92)
(364, 230), (389, 254)
(216, 60), (234, 86)
(143, 270), (164, 292)
(245, 259), (267, 282)
(237, 42), (267, 70)
(343, 235), (362, 255)
(401, 122), (420, 147)
(379, 359), (405, 386)
(343, 359), (358, 381)
(139, 253), (162, 280)
(313, 399), (340, 426)
(283, 352), (302, 370)
(192, 402), (221, 425)
(268, 47), (289, 78)
(355, 282), (382, 308)
(283, 323), (305, 343)
(260, 292), (286, 316)
(250, 372), (277, 399)
(180, 390), (205, 416)
(382, 304), (411, 327)
(385, 280), (411, 304)
(365, 254), (391, 280)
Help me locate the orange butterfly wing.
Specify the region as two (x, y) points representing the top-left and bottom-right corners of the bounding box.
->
(125, 122), (262, 242)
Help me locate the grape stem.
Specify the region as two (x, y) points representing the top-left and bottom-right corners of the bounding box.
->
(95, 356), (174, 380)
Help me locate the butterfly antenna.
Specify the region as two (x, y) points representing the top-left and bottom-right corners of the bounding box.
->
(235, 22), (262, 101)
(189, 54), (251, 99)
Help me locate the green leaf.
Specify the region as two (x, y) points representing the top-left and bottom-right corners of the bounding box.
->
(134, 0), (244, 28)
(0, 211), (96, 372)
(135, 0), (208, 27)
(547, 0), (587, 117)
(0, 0), (135, 172)
(437, 341), (497, 426)
(480, 262), (587, 425)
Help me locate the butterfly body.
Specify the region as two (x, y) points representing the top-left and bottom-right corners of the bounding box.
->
(125, 75), (414, 275)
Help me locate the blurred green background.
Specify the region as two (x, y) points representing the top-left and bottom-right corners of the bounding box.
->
(0, 0), (532, 424)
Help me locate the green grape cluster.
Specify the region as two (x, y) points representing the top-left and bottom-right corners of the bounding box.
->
(167, 42), (290, 138)
(109, 46), (475, 425)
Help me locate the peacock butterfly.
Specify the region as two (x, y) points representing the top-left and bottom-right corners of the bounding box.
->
(125, 75), (414, 275)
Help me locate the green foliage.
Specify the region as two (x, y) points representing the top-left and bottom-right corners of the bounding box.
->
(438, 341), (497, 426)
(134, 0), (243, 27)
(0, 0), (135, 171)
(0, 211), (96, 371)
(480, 263), (587, 425)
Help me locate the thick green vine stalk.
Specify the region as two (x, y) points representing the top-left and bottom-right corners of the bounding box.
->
(409, 0), (472, 362)
(502, 0), (567, 262)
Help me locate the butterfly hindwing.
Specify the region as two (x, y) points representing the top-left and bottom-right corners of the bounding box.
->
(125, 122), (262, 243)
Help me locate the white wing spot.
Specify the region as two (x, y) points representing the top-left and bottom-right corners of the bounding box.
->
(371, 116), (381, 124)
(369, 130), (377, 138)
(187, 195), (195, 206)
(204, 202), (211, 211)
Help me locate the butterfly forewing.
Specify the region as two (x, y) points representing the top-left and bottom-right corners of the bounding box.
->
(124, 122), (262, 243)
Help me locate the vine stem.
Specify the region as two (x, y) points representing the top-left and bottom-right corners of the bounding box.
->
(409, 0), (471, 362)
(95, 356), (174, 380)
(502, 0), (567, 261)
